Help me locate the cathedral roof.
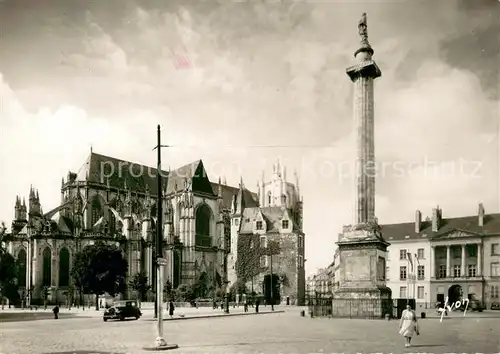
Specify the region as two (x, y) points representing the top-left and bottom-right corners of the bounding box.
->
(380, 213), (500, 242)
(210, 182), (258, 210)
(51, 212), (73, 233)
(75, 152), (215, 196)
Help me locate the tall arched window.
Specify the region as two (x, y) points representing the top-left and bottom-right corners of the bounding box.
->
(91, 198), (102, 227)
(195, 204), (212, 247)
(42, 247), (52, 286)
(173, 250), (181, 288)
(58, 247), (70, 286)
(17, 249), (27, 287)
(109, 210), (116, 234)
(268, 192), (272, 206)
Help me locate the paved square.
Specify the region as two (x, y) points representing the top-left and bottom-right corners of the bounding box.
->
(0, 309), (498, 353)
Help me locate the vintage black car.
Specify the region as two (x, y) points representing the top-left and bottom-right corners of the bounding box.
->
(103, 300), (142, 321)
(491, 302), (500, 310)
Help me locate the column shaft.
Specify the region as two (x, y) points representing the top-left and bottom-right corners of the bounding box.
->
(353, 76), (375, 225)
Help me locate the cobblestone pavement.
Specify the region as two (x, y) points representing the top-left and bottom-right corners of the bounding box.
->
(0, 309), (498, 354)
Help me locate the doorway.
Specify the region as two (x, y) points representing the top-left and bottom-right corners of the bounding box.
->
(448, 284), (463, 304)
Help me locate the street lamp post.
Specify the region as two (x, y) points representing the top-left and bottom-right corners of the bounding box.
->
(143, 125), (178, 352)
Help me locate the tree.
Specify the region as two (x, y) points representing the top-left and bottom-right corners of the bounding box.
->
(0, 227), (18, 309)
(128, 271), (150, 307)
(175, 284), (195, 302)
(229, 278), (248, 300)
(71, 242), (128, 310)
(235, 234), (263, 287)
(163, 279), (174, 301)
(41, 286), (50, 310)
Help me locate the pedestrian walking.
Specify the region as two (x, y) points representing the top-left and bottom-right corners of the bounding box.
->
(52, 304), (60, 319)
(399, 304), (419, 348)
(168, 301), (175, 318)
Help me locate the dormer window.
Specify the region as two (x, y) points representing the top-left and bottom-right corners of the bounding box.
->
(282, 220), (289, 229)
(256, 221), (263, 230)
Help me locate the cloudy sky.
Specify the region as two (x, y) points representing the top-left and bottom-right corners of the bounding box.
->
(0, 0), (498, 275)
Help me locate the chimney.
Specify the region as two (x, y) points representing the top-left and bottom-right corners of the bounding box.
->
(478, 203), (485, 227)
(415, 210), (421, 233)
(432, 207), (439, 232)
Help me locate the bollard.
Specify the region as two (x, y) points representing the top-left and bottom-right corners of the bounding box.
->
(300, 310), (305, 317)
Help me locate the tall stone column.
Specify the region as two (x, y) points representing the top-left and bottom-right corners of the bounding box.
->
(347, 17), (380, 227)
(332, 13), (392, 319)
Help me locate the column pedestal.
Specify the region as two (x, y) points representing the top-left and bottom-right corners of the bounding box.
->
(331, 227), (392, 318)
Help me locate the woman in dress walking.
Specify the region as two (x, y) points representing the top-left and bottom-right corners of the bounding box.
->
(168, 301), (175, 319)
(399, 304), (419, 348)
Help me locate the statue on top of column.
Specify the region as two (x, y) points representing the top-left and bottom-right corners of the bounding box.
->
(358, 13), (368, 43)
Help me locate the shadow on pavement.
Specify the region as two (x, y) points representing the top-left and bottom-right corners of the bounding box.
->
(410, 344), (445, 348)
(42, 351), (125, 354)
(0, 312), (87, 322)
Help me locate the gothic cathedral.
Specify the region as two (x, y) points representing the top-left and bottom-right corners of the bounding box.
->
(3, 151), (305, 305)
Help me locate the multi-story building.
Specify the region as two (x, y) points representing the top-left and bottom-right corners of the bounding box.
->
(3, 150), (306, 305)
(227, 160), (306, 305)
(382, 204), (500, 310)
(306, 275), (315, 301)
(305, 251), (338, 302)
(483, 231), (500, 308)
(383, 210), (432, 308)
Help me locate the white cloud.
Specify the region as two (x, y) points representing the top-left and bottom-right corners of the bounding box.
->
(0, 1), (498, 276)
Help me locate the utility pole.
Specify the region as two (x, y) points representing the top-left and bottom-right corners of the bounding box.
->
(143, 125), (178, 351)
(155, 125), (163, 319)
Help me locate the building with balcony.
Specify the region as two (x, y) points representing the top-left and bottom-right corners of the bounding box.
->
(382, 203), (500, 310)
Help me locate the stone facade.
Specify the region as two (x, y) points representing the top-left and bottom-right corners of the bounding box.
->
(4, 151), (240, 304)
(376, 204), (500, 311)
(4, 151), (306, 306)
(228, 160), (306, 305)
